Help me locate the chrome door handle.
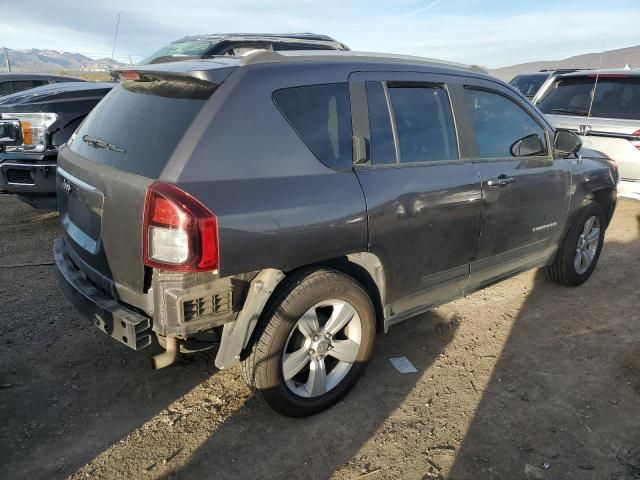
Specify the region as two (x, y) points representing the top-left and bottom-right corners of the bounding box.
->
(487, 176), (515, 187)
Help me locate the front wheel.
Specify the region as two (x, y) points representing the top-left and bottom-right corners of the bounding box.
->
(547, 200), (606, 286)
(241, 268), (376, 417)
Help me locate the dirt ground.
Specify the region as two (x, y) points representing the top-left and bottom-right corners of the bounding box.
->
(0, 194), (639, 480)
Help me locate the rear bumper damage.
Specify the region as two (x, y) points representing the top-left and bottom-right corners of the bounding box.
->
(54, 237), (272, 370)
(54, 238), (153, 350)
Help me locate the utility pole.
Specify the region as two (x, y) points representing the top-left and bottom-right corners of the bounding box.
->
(3, 47), (11, 72)
(110, 11), (122, 69)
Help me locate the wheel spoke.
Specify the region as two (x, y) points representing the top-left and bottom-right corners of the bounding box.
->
(282, 347), (311, 381)
(297, 312), (320, 339)
(583, 216), (595, 235)
(586, 228), (600, 244)
(574, 250), (582, 271)
(328, 339), (359, 363)
(305, 358), (327, 396)
(323, 302), (356, 336)
(581, 250), (591, 269)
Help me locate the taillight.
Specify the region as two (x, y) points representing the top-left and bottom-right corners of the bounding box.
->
(143, 182), (218, 272)
(631, 130), (640, 151)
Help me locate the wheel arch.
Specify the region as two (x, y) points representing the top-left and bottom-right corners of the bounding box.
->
(585, 187), (617, 228)
(283, 253), (386, 333)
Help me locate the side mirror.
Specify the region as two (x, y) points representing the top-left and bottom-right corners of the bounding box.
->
(553, 129), (582, 157)
(510, 134), (546, 157)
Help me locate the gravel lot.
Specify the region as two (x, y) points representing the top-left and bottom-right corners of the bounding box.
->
(1, 194), (639, 480)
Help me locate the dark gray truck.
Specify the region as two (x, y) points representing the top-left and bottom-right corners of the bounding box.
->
(53, 51), (618, 416)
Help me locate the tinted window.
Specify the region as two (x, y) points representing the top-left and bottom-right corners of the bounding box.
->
(387, 85), (458, 163)
(365, 82), (396, 165)
(69, 80), (214, 178)
(0, 82), (12, 96)
(9, 80), (43, 94)
(509, 74), (549, 97)
(465, 89), (547, 158)
(537, 76), (640, 120)
(274, 83), (352, 170)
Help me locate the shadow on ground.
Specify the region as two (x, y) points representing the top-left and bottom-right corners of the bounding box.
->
(447, 211), (640, 479)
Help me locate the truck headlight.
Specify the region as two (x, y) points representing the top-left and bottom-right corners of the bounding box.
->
(0, 112), (58, 153)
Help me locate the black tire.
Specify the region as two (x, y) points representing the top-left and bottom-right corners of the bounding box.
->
(241, 268), (376, 417)
(547, 200), (606, 286)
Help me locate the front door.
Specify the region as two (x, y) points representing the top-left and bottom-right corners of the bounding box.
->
(349, 72), (482, 325)
(458, 80), (571, 290)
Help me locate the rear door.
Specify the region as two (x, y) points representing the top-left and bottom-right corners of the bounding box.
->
(459, 79), (571, 290)
(349, 71), (482, 322)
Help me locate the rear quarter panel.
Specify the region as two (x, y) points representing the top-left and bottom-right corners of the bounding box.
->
(163, 63), (369, 277)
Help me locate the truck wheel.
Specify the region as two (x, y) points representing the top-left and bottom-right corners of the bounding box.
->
(241, 268), (376, 417)
(547, 200), (605, 286)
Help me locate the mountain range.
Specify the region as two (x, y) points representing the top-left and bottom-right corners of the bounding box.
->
(0, 48), (128, 73)
(2, 44), (639, 79)
(491, 44), (640, 80)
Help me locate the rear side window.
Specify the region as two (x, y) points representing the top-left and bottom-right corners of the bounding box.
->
(538, 77), (640, 120)
(69, 79), (215, 178)
(273, 83), (352, 170)
(387, 84), (458, 163)
(509, 74), (549, 97)
(465, 89), (547, 158)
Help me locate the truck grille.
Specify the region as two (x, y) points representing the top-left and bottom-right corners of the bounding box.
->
(183, 292), (232, 322)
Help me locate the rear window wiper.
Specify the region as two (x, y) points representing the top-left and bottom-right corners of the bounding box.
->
(82, 135), (126, 154)
(549, 108), (588, 116)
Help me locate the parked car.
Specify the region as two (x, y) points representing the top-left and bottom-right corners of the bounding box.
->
(536, 69), (640, 200)
(0, 73), (84, 98)
(510, 69), (584, 100)
(0, 81), (114, 208)
(53, 51), (617, 417)
(139, 32), (349, 65)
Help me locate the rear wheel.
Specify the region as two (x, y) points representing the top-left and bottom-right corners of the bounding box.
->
(547, 200), (605, 286)
(241, 268), (376, 417)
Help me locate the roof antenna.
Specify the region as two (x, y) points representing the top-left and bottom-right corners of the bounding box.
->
(110, 11), (122, 69)
(587, 33), (607, 119)
(3, 47), (11, 72)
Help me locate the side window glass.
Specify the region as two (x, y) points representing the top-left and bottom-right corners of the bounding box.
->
(387, 85), (458, 163)
(9, 81), (37, 94)
(0, 82), (12, 96)
(465, 88), (548, 158)
(365, 82), (396, 165)
(273, 83), (353, 170)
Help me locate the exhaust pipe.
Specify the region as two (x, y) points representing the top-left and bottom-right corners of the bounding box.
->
(152, 336), (179, 369)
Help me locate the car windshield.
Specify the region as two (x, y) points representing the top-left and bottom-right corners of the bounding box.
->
(509, 74), (549, 97)
(537, 76), (640, 120)
(139, 38), (222, 64)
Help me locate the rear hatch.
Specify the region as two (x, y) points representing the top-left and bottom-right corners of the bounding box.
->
(57, 62), (236, 310)
(537, 73), (640, 179)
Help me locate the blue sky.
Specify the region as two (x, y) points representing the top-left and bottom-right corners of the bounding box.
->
(1, 0), (639, 68)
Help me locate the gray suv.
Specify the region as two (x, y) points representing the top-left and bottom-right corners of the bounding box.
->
(53, 51), (617, 417)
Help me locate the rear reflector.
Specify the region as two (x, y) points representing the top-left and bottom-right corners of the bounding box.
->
(143, 182), (218, 272)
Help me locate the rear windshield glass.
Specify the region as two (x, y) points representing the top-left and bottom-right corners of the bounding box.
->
(140, 39), (220, 64)
(509, 74), (549, 97)
(273, 83), (352, 170)
(69, 79), (213, 178)
(538, 76), (640, 120)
